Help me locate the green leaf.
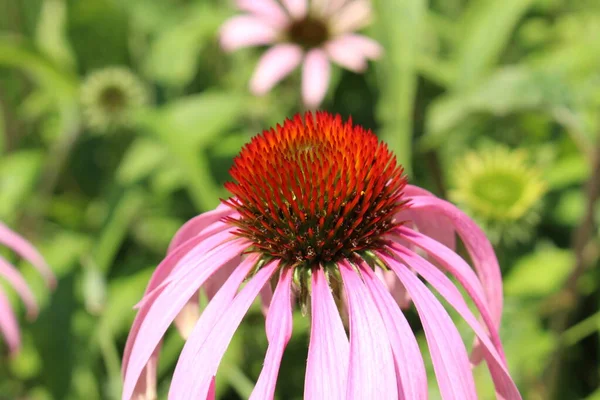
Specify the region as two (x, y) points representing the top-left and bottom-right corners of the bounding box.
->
(424, 66), (559, 144)
(0, 150), (43, 220)
(505, 243), (574, 297)
(0, 35), (78, 107)
(91, 190), (145, 274)
(35, 0), (76, 71)
(116, 137), (166, 185)
(143, 4), (228, 87)
(453, 0), (535, 88)
(546, 154), (590, 190)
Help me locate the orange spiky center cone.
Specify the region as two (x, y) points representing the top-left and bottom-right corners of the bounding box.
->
(224, 112), (409, 268)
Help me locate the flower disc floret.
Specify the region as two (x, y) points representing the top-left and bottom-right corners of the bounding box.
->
(224, 112), (408, 266)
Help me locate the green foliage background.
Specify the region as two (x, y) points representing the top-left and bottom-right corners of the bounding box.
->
(0, 0), (599, 399)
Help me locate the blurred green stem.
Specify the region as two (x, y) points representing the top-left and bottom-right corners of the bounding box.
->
(373, 0), (425, 176)
(97, 326), (123, 399)
(545, 136), (600, 395)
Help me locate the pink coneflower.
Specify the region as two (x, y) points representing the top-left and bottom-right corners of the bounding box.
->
(220, 0), (382, 108)
(0, 222), (54, 354)
(122, 112), (521, 399)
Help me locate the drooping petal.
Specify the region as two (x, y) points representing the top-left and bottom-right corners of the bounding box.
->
(136, 230), (240, 307)
(325, 34), (382, 72)
(174, 291), (201, 340)
(122, 228), (235, 383)
(236, 0), (289, 29)
(220, 16), (279, 52)
(406, 195), (503, 327)
(382, 254), (478, 400)
(122, 240), (247, 400)
(249, 268), (293, 400)
(340, 261), (398, 400)
(394, 229), (505, 360)
(169, 254), (258, 391)
(167, 205), (234, 253)
(375, 267), (411, 309)
(131, 351), (158, 400)
(0, 256), (38, 319)
(250, 44), (303, 95)
(0, 288), (19, 353)
(0, 222), (55, 287)
(169, 262), (279, 399)
(329, 0), (373, 35)
(386, 247), (521, 399)
(305, 268), (349, 400)
(259, 280), (273, 316)
(361, 264), (427, 399)
(301, 49), (331, 108)
(281, 0), (307, 19)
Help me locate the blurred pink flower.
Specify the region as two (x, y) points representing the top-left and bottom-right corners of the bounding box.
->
(220, 0), (383, 108)
(122, 113), (520, 400)
(0, 222), (54, 354)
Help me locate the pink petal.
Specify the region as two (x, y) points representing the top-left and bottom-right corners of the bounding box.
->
(259, 281), (273, 317)
(220, 15), (279, 52)
(281, 0), (307, 18)
(250, 44), (303, 95)
(386, 247), (521, 399)
(135, 230), (240, 307)
(249, 268), (293, 400)
(174, 290), (201, 340)
(305, 268), (349, 400)
(375, 267), (411, 309)
(361, 265), (427, 399)
(123, 228), (234, 381)
(302, 49), (331, 108)
(169, 254), (259, 389)
(0, 288), (19, 354)
(131, 351), (158, 400)
(394, 228), (505, 361)
(407, 195), (503, 363)
(404, 184), (434, 197)
(235, 0), (289, 29)
(325, 34), (382, 72)
(0, 256), (38, 319)
(329, 0), (373, 35)
(169, 262), (279, 399)
(406, 195), (503, 326)
(382, 254), (478, 400)
(122, 240), (246, 400)
(167, 205), (235, 253)
(340, 261), (398, 400)
(0, 222), (55, 287)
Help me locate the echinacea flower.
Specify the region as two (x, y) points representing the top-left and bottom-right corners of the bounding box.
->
(80, 67), (149, 132)
(449, 145), (546, 244)
(122, 112), (521, 399)
(220, 0), (382, 108)
(0, 222), (54, 354)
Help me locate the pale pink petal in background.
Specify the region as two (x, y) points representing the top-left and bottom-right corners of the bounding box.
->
(302, 49), (331, 108)
(250, 44), (304, 95)
(325, 34), (383, 72)
(329, 0), (373, 35)
(236, 0), (289, 29)
(281, 0), (308, 19)
(220, 16), (279, 52)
